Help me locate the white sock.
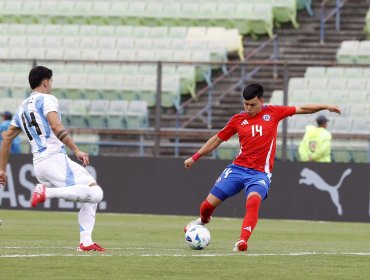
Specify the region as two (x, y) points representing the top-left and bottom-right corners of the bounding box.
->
(79, 203), (97, 246)
(46, 185), (103, 203)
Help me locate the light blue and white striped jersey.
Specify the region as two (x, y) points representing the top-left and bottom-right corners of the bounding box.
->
(11, 92), (65, 163)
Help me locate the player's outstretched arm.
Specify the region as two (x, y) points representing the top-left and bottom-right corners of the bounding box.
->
(295, 104), (341, 115)
(47, 112), (89, 166)
(184, 135), (223, 169)
(0, 126), (21, 187)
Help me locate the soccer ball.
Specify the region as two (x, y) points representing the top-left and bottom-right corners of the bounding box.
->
(185, 225), (211, 250)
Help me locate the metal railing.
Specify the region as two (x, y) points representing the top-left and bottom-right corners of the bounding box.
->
(320, 0), (350, 44)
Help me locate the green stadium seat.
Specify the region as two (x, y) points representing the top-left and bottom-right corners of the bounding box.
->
(346, 79), (366, 91)
(216, 137), (239, 160)
(304, 67), (326, 78)
(168, 27), (188, 39)
(121, 76), (140, 101)
(0, 1), (22, 24)
(124, 2), (146, 26)
(72, 133), (99, 156)
(327, 90), (348, 104)
(350, 140), (369, 163)
(343, 67), (363, 79)
(248, 4), (274, 38)
(115, 25), (133, 37)
(336, 41), (359, 64)
(232, 3), (252, 35)
(89, 1), (110, 25)
(289, 89), (311, 104)
(197, 3), (218, 27)
(179, 2), (199, 27)
(305, 78), (327, 90)
(268, 90), (283, 105)
(325, 67), (345, 78)
(356, 41), (370, 64)
(272, 0), (299, 28)
(365, 9), (370, 38)
(288, 77), (305, 92)
(106, 1), (129, 25)
(88, 100), (110, 128)
(161, 3), (182, 27)
(126, 100), (149, 129)
(327, 78), (346, 91)
(107, 100), (129, 129)
(142, 2), (164, 26)
(138, 76), (156, 107)
(67, 100), (91, 128)
(161, 76), (181, 109)
(330, 118), (353, 134)
(148, 26), (168, 39)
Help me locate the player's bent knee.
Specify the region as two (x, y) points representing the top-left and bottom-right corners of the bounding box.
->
(91, 185), (103, 203)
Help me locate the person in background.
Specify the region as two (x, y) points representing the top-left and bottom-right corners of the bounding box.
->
(0, 111), (21, 154)
(298, 115), (332, 163)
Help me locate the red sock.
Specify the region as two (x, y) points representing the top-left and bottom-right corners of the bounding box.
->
(200, 200), (215, 223)
(240, 195), (262, 242)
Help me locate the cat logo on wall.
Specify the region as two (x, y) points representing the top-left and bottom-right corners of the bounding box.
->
(299, 168), (352, 215)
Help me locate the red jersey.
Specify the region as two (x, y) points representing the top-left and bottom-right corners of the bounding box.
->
(217, 105), (296, 174)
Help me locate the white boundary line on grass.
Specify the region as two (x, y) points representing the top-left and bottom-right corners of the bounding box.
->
(1, 251), (370, 258)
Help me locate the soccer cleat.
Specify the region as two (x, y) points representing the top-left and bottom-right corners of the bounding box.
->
(77, 243), (106, 252)
(233, 239), (248, 252)
(183, 217), (211, 233)
(31, 184), (46, 207)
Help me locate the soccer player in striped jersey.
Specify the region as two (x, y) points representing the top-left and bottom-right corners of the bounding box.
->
(183, 83), (341, 252)
(0, 66), (105, 252)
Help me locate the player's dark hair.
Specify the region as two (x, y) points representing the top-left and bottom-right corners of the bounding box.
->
(242, 83), (264, 100)
(28, 66), (53, 89)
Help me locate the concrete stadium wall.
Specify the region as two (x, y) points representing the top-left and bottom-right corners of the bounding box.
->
(1, 155), (370, 222)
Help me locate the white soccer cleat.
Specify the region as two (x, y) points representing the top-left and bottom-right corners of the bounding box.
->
(233, 239), (248, 252)
(184, 217), (211, 233)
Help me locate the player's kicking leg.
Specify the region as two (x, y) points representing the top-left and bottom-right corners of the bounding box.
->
(184, 194), (222, 232)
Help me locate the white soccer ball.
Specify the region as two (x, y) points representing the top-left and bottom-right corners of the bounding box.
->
(185, 225), (211, 250)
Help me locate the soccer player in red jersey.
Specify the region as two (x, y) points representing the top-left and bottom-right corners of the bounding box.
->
(183, 83), (341, 251)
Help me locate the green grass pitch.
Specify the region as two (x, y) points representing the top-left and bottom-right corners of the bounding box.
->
(0, 209), (370, 280)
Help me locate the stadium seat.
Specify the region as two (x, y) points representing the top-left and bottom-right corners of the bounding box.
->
(305, 78), (327, 90)
(327, 78), (346, 91)
(330, 118), (353, 134)
(107, 100), (129, 129)
(72, 133), (100, 156)
(350, 140), (369, 163)
(139, 75), (157, 107)
(336, 41), (359, 64)
(248, 4), (274, 38)
(126, 100), (149, 129)
(68, 100), (91, 128)
(268, 90), (284, 105)
(288, 77), (305, 92)
(325, 67), (345, 78)
(88, 100), (110, 128)
(351, 117), (370, 134)
(272, 0), (299, 28)
(216, 136), (239, 160)
(304, 67), (326, 78)
(289, 89), (311, 104)
(231, 3), (254, 34)
(346, 79), (366, 91)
